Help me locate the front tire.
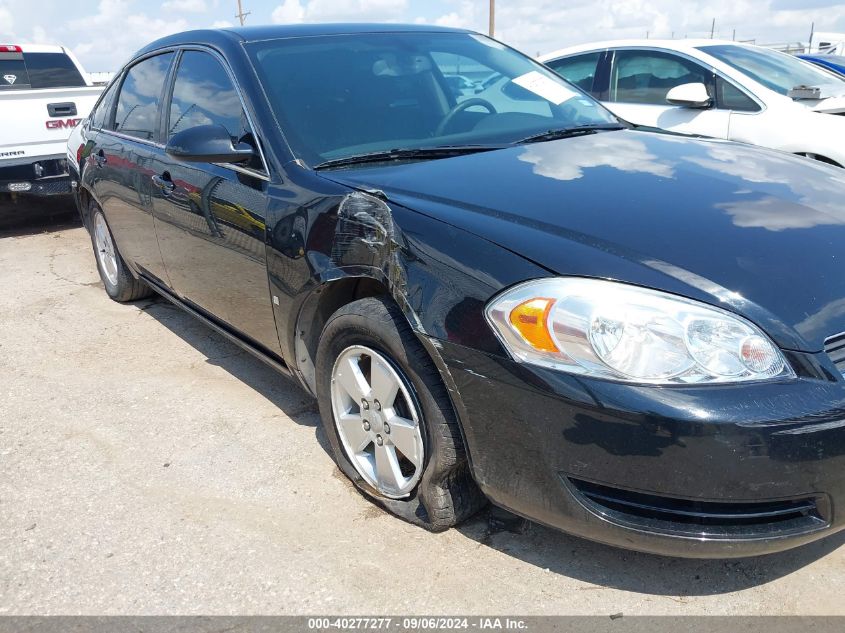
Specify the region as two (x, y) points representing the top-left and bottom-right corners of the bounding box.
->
(316, 297), (485, 531)
(89, 202), (152, 302)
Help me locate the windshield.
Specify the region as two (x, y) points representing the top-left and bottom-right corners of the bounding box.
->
(246, 31), (619, 166)
(699, 44), (844, 96)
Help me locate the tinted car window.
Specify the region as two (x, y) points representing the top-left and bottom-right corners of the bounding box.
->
(23, 52), (85, 88)
(715, 76), (760, 112)
(546, 52), (601, 93)
(114, 53), (174, 142)
(90, 78), (120, 129)
(610, 50), (712, 104)
(247, 32), (618, 165)
(0, 52), (31, 90)
(167, 51), (248, 143)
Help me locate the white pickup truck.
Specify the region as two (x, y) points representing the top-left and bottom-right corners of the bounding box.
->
(0, 44), (103, 200)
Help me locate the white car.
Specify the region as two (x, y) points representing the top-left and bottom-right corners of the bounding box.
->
(1, 44), (103, 199)
(540, 39), (845, 167)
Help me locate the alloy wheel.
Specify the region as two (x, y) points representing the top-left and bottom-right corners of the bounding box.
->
(93, 212), (118, 287)
(330, 345), (425, 498)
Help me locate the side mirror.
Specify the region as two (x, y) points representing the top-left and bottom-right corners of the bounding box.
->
(165, 124), (254, 164)
(666, 82), (713, 109)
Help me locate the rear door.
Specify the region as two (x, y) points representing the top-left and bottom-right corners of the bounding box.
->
(89, 52), (175, 286)
(545, 51), (605, 96)
(152, 48), (281, 355)
(604, 49), (731, 138)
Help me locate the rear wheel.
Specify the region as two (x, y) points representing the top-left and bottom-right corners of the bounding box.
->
(316, 297), (486, 530)
(89, 202), (152, 302)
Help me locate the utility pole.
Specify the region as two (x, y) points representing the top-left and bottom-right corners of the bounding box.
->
(235, 0), (250, 26)
(489, 0), (495, 37)
(808, 21), (815, 51)
(710, 18), (716, 39)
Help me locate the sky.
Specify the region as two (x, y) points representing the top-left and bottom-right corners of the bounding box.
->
(0, 0), (844, 72)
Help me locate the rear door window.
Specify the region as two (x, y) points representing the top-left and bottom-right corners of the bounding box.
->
(546, 52), (602, 94)
(90, 78), (121, 129)
(114, 53), (175, 142)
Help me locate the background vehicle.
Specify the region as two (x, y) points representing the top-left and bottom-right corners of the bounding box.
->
(799, 54), (845, 77)
(1, 44), (102, 200)
(541, 40), (845, 166)
(74, 25), (845, 558)
(810, 31), (845, 55)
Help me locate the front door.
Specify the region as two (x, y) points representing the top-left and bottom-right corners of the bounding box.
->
(151, 49), (282, 356)
(604, 49), (731, 139)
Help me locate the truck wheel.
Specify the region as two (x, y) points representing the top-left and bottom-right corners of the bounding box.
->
(315, 296), (486, 531)
(89, 202), (152, 302)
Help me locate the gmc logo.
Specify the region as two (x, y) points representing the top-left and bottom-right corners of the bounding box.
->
(46, 118), (81, 129)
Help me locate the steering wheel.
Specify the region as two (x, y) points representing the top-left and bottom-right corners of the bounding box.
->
(435, 98), (497, 136)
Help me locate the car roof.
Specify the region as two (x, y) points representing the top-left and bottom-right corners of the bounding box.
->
(222, 23), (469, 40)
(5, 44), (66, 54)
(539, 39), (753, 62)
(134, 23), (471, 58)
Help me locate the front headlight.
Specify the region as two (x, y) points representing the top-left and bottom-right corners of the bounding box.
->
(485, 278), (794, 384)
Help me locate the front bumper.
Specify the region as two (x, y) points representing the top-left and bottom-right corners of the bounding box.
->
(434, 338), (845, 558)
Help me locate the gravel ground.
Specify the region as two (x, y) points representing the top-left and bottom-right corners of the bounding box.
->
(1, 209), (844, 615)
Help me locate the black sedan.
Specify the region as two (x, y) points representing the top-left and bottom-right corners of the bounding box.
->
(71, 24), (845, 558)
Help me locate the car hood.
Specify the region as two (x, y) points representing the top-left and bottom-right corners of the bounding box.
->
(323, 130), (845, 352)
(811, 94), (845, 113)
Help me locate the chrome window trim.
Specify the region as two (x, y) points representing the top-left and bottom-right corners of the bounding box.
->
(213, 162), (271, 182)
(100, 129), (165, 149)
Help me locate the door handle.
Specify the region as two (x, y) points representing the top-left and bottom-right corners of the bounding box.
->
(47, 102), (77, 117)
(151, 173), (175, 195)
(94, 150), (107, 167)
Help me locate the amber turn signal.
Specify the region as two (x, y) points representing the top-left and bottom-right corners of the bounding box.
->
(508, 298), (559, 352)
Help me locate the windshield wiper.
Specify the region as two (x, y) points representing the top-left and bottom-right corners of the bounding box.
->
(513, 124), (626, 145)
(314, 145), (503, 170)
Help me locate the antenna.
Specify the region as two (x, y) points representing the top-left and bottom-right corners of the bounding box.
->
(235, 0), (250, 26)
